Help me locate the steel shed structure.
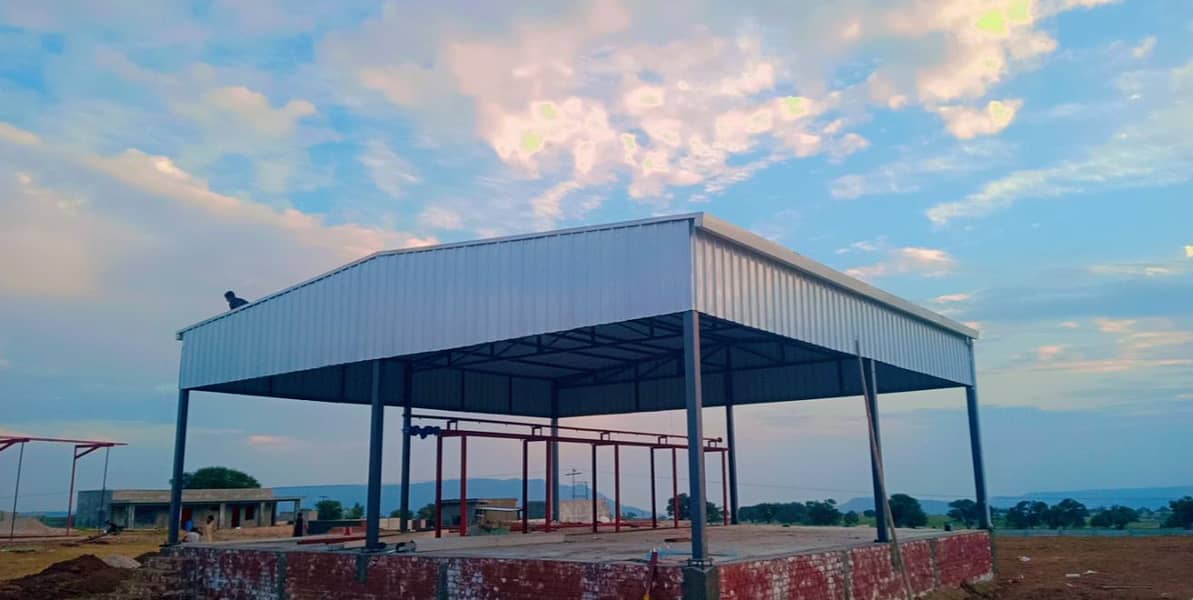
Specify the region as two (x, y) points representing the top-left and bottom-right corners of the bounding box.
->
(168, 213), (990, 581)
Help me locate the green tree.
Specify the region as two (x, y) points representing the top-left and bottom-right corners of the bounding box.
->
(345, 502), (364, 519)
(315, 499), (344, 520)
(1089, 505), (1139, 530)
(389, 508), (413, 519)
(947, 499), (979, 528)
(862, 509), (876, 518)
(1005, 500), (1048, 529)
(1164, 496), (1193, 529)
(843, 511), (860, 526)
(889, 494), (927, 528)
(665, 494), (726, 523)
(416, 503), (437, 522)
(1043, 498), (1088, 529)
(804, 500), (842, 525)
(176, 466), (260, 489)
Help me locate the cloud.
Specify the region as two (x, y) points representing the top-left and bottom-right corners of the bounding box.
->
(418, 206), (465, 230)
(1131, 36), (1156, 59)
(1185, 245), (1193, 258)
(1036, 344), (1066, 360)
(1088, 262), (1179, 277)
(1059, 321), (1080, 329)
(935, 99), (1022, 139)
(933, 293), (973, 303)
(1095, 318), (1136, 333)
(0, 122), (42, 146)
(927, 59), (1193, 225)
(830, 139), (1011, 199)
(359, 140), (419, 198)
(176, 86), (317, 137)
(844, 243), (958, 280)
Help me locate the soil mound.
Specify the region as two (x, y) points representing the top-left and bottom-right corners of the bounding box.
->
(0, 554), (131, 599)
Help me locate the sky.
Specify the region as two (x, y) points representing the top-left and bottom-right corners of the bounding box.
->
(1, 0), (1191, 514)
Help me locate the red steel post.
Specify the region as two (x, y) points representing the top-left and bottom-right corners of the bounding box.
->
(721, 449), (729, 526)
(544, 437), (553, 533)
(434, 435), (443, 538)
(591, 443), (598, 533)
(671, 448), (679, 528)
(614, 444), (621, 532)
(521, 439), (529, 534)
(650, 448), (657, 529)
(459, 435), (468, 537)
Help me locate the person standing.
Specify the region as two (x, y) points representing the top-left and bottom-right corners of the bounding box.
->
(205, 514), (218, 542)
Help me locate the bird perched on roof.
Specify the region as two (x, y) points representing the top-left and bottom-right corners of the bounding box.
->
(224, 291), (249, 310)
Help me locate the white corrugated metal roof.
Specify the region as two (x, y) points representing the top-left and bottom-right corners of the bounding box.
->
(176, 213), (976, 414)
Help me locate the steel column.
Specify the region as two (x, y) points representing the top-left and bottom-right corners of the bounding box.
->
(725, 351), (740, 524)
(650, 448), (657, 529)
(544, 435), (552, 533)
(399, 363), (413, 532)
(8, 442), (24, 540)
(365, 360), (385, 550)
(865, 358), (889, 543)
(614, 444), (621, 532)
(521, 440), (529, 533)
(591, 443), (598, 533)
(167, 389), (190, 545)
(966, 340), (992, 529)
(682, 310), (709, 563)
(550, 388), (561, 521)
(721, 450), (729, 526)
(434, 435), (443, 538)
(671, 448), (679, 528)
(459, 435), (468, 537)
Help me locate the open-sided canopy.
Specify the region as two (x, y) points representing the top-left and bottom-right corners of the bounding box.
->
(177, 213), (976, 417)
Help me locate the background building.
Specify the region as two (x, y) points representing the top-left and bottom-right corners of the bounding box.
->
(76, 488), (301, 530)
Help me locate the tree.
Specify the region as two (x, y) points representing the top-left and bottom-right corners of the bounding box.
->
(804, 500), (842, 525)
(889, 494), (927, 528)
(843, 511), (860, 527)
(416, 503), (437, 522)
(176, 466), (260, 490)
(665, 494), (725, 523)
(345, 502), (364, 519)
(1089, 505), (1138, 530)
(1164, 496), (1193, 529)
(1043, 498), (1088, 529)
(739, 502), (806, 524)
(862, 509), (876, 518)
(1005, 501), (1048, 529)
(947, 499), (979, 528)
(315, 499), (344, 520)
(389, 508), (413, 519)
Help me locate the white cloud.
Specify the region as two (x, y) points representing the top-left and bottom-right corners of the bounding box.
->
(1036, 344), (1066, 361)
(177, 86), (316, 137)
(935, 99), (1022, 139)
(933, 293), (972, 303)
(830, 139), (1011, 199)
(1184, 245), (1193, 258)
(845, 245), (958, 280)
(0, 122), (42, 146)
(1059, 321), (1080, 329)
(418, 206), (465, 230)
(1088, 262), (1178, 277)
(1131, 36), (1157, 59)
(1095, 318), (1136, 333)
(359, 140), (419, 198)
(927, 59), (1193, 225)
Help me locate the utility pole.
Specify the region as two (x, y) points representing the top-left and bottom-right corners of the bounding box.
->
(564, 468), (582, 499)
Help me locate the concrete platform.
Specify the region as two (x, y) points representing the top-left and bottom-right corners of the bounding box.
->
(172, 525), (995, 599)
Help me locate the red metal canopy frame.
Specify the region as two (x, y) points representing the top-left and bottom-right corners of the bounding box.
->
(0, 435), (126, 539)
(409, 416), (729, 539)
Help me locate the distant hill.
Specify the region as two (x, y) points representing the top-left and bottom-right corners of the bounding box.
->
(275, 478), (648, 517)
(838, 485), (1193, 515)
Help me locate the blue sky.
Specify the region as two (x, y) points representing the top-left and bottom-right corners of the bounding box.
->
(1, 0), (1191, 513)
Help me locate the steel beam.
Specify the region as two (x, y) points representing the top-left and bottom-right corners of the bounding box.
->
(683, 310), (709, 563)
(365, 360), (385, 550)
(167, 389), (190, 545)
(725, 350), (740, 525)
(399, 363), (413, 532)
(966, 341), (992, 529)
(459, 435), (468, 537)
(865, 359), (889, 543)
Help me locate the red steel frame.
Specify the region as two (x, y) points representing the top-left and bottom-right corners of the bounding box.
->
(420, 419), (729, 538)
(0, 435), (125, 539)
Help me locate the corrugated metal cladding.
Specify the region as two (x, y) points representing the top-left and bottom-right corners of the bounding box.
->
(178, 219), (694, 390)
(693, 230), (974, 386)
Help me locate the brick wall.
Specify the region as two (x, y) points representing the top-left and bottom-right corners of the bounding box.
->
(161, 531), (989, 600)
(719, 531), (992, 600)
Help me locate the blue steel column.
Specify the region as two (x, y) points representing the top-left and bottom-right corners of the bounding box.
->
(167, 389), (190, 545)
(682, 310), (709, 563)
(365, 360), (385, 550)
(865, 359), (889, 543)
(966, 340), (992, 529)
(399, 363), (413, 532)
(550, 385), (561, 521)
(724, 350), (739, 525)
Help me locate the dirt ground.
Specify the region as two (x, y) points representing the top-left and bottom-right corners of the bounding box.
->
(0, 531), (164, 582)
(930, 536), (1193, 599)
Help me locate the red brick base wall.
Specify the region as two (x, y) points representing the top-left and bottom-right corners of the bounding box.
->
(173, 531), (990, 600)
(718, 531), (993, 600)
